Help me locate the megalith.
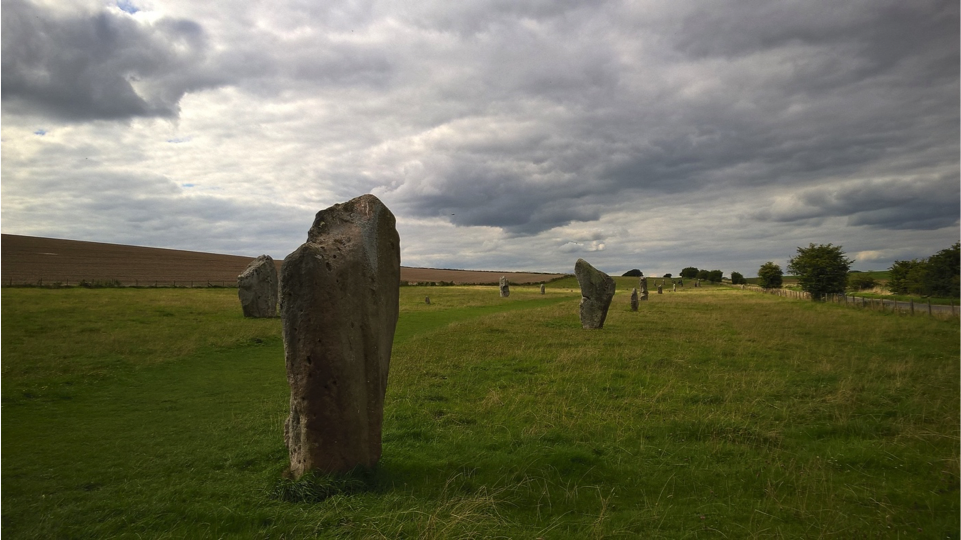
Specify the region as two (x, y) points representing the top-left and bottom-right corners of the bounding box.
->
(630, 287), (639, 311)
(574, 259), (616, 329)
(280, 194), (400, 478)
(499, 276), (510, 297)
(237, 255), (278, 318)
(425, 296), (431, 305)
(640, 276), (649, 301)
(657, 285), (663, 294)
(540, 284), (546, 295)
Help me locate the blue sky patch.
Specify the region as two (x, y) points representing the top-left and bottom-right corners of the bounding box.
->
(117, 0), (139, 14)
(181, 183), (195, 188)
(167, 137), (192, 144)
(34, 129), (47, 136)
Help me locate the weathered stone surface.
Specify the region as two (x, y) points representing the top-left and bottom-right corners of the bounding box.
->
(574, 259), (616, 329)
(237, 255), (278, 318)
(657, 285), (663, 294)
(425, 296), (431, 305)
(540, 284), (546, 295)
(499, 276), (510, 297)
(640, 277), (649, 301)
(280, 194), (400, 478)
(630, 287), (639, 311)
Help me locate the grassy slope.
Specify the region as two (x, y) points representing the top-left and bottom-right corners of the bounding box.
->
(2, 285), (958, 538)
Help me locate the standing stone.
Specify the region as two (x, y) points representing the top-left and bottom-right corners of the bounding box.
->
(540, 284), (546, 295)
(673, 283), (677, 292)
(640, 276), (649, 301)
(574, 259), (616, 329)
(237, 255), (278, 318)
(657, 285), (663, 294)
(630, 288), (639, 311)
(280, 194), (400, 478)
(425, 296), (431, 305)
(679, 279), (684, 287)
(499, 276), (510, 297)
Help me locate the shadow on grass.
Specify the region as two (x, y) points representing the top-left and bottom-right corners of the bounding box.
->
(268, 466), (388, 503)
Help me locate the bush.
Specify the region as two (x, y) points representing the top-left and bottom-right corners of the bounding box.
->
(757, 262), (783, 289)
(707, 270), (723, 283)
(888, 242), (959, 297)
(847, 273), (876, 291)
(926, 242), (960, 297)
(680, 267), (699, 279)
(788, 243), (852, 299)
(696, 269), (711, 281)
(731, 272), (746, 285)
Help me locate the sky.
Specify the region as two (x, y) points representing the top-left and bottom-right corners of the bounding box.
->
(2, 0), (958, 277)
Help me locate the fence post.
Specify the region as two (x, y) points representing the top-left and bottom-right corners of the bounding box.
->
(928, 300), (932, 316)
(909, 299), (914, 315)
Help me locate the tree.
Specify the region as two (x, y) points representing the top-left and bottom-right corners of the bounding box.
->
(622, 269), (643, 277)
(787, 243), (853, 299)
(708, 270), (723, 283)
(663, 273), (672, 279)
(730, 271), (746, 285)
(696, 269), (711, 281)
(888, 259), (926, 295)
(680, 267), (699, 279)
(757, 262), (783, 289)
(926, 242), (960, 297)
(888, 242), (960, 297)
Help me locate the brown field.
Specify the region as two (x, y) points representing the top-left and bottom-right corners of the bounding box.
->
(1, 235), (565, 286)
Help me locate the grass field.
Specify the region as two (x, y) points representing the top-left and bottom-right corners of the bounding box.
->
(2, 282), (959, 538)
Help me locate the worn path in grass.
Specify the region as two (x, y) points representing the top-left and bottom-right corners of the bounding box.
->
(2, 285), (958, 538)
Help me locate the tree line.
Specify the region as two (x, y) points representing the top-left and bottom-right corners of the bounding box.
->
(622, 241), (958, 300)
(755, 242), (959, 299)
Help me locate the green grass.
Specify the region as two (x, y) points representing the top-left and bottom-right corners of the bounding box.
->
(2, 285), (959, 538)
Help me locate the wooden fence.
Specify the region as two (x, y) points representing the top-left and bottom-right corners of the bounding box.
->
(739, 285), (958, 319)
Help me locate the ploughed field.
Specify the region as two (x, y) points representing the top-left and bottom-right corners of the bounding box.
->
(1, 234), (564, 286)
(2, 281), (958, 538)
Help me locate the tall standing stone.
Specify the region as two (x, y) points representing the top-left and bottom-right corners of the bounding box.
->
(237, 255), (278, 318)
(673, 283), (677, 292)
(574, 259), (616, 329)
(499, 276), (510, 297)
(630, 287), (639, 311)
(540, 284), (546, 295)
(657, 285), (663, 294)
(280, 194), (400, 478)
(640, 276), (649, 301)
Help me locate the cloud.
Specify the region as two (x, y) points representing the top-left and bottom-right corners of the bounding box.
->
(754, 174), (960, 231)
(1, 0), (220, 121)
(0, 0), (957, 276)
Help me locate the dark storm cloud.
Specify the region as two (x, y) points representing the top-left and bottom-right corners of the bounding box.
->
(1, 0), (220, 121)
(674, 0), (957, 76)
(754, 174), (960, 231)
(381, 0), (958, 236)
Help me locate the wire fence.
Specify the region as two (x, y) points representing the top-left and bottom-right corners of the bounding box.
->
(739, 285), (958, 320)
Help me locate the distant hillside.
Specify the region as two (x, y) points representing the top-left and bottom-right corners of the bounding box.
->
(1, 235), (563, 286)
